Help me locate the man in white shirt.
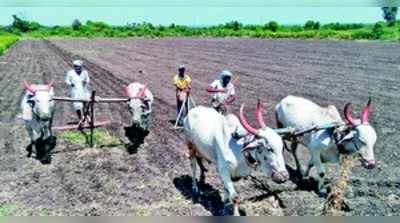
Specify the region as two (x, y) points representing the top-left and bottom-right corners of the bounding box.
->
(65, 60), (90, 121)
(206, 70), (236, 114)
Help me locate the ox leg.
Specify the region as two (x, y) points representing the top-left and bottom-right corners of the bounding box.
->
(25, 127), (34, 158)
(196, 157), (207, 184)
(304, 160), (314, 177)
(217, 163), (240, 216)
(190, 157), (199, 195)
(311, 152), (327, 197)
(290, 140), (304, 177)
(31, 142), (37, 159)
(188, 142), (199, 197)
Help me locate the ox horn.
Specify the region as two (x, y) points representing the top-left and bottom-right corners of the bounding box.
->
(361, 97), (372, 124)
(137, 84), (147, 99)
(344, 102), (356, 127)
(47, 80), (54, 91)
(255, 99), (267, 129)
(23, 80), (36, 94)
(239, 104), (259, 136)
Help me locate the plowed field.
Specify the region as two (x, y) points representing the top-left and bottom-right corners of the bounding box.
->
(0, 38), (399, 216)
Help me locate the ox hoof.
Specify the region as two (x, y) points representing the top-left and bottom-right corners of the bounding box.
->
(26, 145), (32, 158)
(192, 191), (201, 203)
(318, 188), (328, 198)
(222, 204), (234, 216)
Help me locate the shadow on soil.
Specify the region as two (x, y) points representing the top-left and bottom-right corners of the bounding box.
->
(124, 125), (149, 154)
(286, 164), (327, 196)
(173, 175), (227, 216)
(26, 136), (57, 164)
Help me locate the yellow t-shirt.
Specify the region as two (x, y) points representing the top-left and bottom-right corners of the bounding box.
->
(173, 74), (192, 90)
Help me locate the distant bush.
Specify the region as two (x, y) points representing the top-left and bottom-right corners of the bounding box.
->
(322, 23), (365, 30)
(224, 21), (242, 31)
(264, 21), (279, 32)
(2, 15), (400, 41)
(72, 19), (82, 31)
(0, 35), (18, 55)
(351, 29), (373, 39)
(304, 20), (320, 30)
(372, 21), (385, 39)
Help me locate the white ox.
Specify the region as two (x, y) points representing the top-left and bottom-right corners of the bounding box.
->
(124, 82), (154, 130)
(184, 101), (289, 216)
(20, 80), (55, 160)
(275, 95), (377, 196)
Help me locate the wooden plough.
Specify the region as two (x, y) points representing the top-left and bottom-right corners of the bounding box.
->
(52, 90), (129, 147)
(174, 93), (196, 129)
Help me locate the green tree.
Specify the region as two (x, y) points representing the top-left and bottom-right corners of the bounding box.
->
(11, 15), (30, 32)
(382, 7), (398, 26)
(72, 19), (82, 31)
(224, 21), (242, 31)
(372, 21), (385, 39)
(304, 20), (320, 30)
(264, 21), (279, 32)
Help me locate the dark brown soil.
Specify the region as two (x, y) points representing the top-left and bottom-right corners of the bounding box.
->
(0, 38), (399, 216)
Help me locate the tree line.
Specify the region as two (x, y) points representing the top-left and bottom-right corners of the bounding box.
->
(0, 7), (398, 40)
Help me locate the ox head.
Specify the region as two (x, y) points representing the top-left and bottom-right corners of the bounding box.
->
(339, 98), (377, 169)
(23, 80), (55, 121)
(124, 84), (152, 130)
(238, 100), (289, 184)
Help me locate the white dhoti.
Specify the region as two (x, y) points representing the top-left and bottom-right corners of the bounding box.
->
(65, 69), (90, 111)
(69, 85), (90, 110)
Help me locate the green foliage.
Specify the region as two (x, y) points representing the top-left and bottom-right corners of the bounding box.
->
(322, 22), (365, 30)
(72, 19), (82, 31)
(382, 7), (398, 26)
(59, 128), (120, 147)
(0, 35), (18, 55)
(2, 15), (400, 41)
(372, 21), (385, 39)
(224, 21), (242, 31)
(351, 29), (373, 39)
(11, 15), (42, 33)
(304, 20), (320, 30)
(264, 21), (279, 32)
(0, 204), (17, 216)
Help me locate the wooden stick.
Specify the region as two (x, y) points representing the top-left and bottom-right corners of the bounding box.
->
(189, 95), (196, 108)
(90, 90), (96, 147)
(53, 97), (90, 102)
(174, 95), (188, 128)
(95, 98), (129, 103)
(53, 96), (129, 103)
(52, 120), (111, 131)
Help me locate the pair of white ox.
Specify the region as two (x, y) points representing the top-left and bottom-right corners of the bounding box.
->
(184, 95), (376, 216)
(21, 80), (153, 157)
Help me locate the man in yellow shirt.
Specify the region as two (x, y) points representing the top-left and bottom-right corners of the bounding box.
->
(173, 65), (192, 126)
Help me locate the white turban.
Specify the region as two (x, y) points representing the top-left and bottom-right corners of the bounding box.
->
(73, 60), (83, 66)
(220, 70), (233, 78)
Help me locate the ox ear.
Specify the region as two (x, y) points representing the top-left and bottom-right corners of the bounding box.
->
(242, 149), (258, 167)
(337, 131), (356, 145)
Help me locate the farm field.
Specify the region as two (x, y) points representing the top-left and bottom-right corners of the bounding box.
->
(0, 38), (399, 215)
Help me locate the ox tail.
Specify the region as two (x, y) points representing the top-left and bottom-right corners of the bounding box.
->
(186, 140), (197, 158)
